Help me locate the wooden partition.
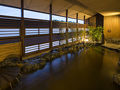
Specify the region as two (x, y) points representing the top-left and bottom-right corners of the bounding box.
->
(0, 15), (86, 61)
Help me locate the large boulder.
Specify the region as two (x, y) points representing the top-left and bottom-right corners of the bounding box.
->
(0, 54), (20, 68)
(21, 59), (46, 74)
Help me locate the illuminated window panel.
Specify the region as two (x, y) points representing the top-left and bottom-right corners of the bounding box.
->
(78, 28), (82, 32)
(73, 28), (77, 32)
(73, 38), (77, 41)
(68, 38), (72, 43)
(82, 28), (84, 30)
(78, 20), (84, 24)
(52, 41), (60, 47)
(68, 18), (76, 23)
(24, 10), (49, 20)
(68, 28), (72, 32)
(53, 28), (60, 34)
(0, 6), (21, 17)
(59, 28), (66, 33)
(25, 45), (38, 53)
(86, 28), (89, 31)
(52, 15), (66, 22)
(60, 40), (66, 45)
(39, 28), (49, 34)
(0, 5), (83, 23)
(78, 37), (82, 40)
(26, 28), (38, 35)
(0, 29), (19, 37)
(39, 43), (49, 50)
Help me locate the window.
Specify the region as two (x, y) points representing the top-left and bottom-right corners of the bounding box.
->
(78, 28), (82, 32)
(60, 40), (66, 45)
(68, 38), (72, 43)
(0, 28), (19, 37)
(52, 41), (60, 47)
(73, 38), (77, 41)
(0, 5), (84, 23)
(0, 6), (20, 17)
(24, 10), (49, 20)
(52, 15), (66, 22)
(72, 28), (77, 32)
(40, 43), (49, 50)
(39, 28), (49, 34)
(68, 18), (84, 24)
(25, 43), (50, 53)
(78, 20), (84, 24)
(86, 28), (89, 31)
(68, 18), (76, 23)
(26, 28), (38, 35)
(60, 28), (66, 33)
(53, 28), (60, 34)
(68, 28), (72, 32)
(0, 5), (49, 20)
(25, 45), (38, 53)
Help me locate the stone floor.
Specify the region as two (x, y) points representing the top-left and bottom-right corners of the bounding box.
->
(103, 43), (120, 51)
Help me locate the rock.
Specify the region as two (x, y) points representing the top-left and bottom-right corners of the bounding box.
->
(21, 59), (46, 74)
(0, 67), (20, 90)
(0, 54), (20, 68)
(113, 74), (120, 85)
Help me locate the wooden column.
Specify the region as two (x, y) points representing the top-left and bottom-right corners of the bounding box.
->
(66, 9), (68, 44)
(20, 0), (25, 60)
(76, 13), (78, 41)
(38, 28), (40, 50)
(84, 15), (86, 40)
(84, 15), (86, 24)
(49, 3), (53, 49)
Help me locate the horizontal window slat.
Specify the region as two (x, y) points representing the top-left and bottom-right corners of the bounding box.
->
(25, 47), (38, 50)
(25, 45), (38, 48)
(25, 49), (38, 51)
(39, 43), (49, 50)
(0, 28), (20, 37)
(25, 45), (39, 53)
(52, 41), (59, 47)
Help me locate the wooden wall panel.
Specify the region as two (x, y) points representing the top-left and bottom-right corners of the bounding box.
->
(104, 15), (120, 41)
(88, 16), (96, 27)
(87, 13), (103, 27)
(0, 42), (21, 62)
(0, 15), (87, 62)
(24, 36), (50, 46)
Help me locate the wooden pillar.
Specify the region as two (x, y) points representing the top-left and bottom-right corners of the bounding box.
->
(20, 0), (25, 60)
(66, 9), (68, 44)
(84, 15), (86, 24)
(84, 15), (86, 40)
(49, 3), (53, 49)
(38, 28), (40, 50)
(76, 13), (78, 41)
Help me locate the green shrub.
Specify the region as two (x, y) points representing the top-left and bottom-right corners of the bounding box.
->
(88, 26), (103, 43)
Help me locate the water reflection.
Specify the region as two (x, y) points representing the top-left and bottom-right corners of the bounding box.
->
(14, 47), (120, 90)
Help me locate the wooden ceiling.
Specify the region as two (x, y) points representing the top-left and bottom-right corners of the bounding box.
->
(0, 0), (119, 19)
(77, 0), (120, 16)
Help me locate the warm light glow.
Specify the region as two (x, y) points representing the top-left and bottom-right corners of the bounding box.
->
(82, 38), (84, 42)
(84, 39), (89, 42)
(82, 37), (89, 42)
(102, 12), (120, 16)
